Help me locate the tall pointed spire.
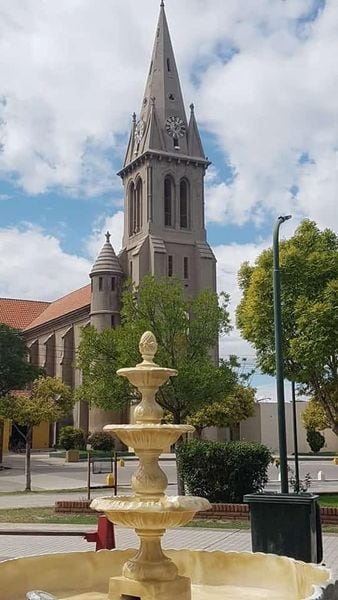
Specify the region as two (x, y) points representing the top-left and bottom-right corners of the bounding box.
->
(135, 2), (189, 156)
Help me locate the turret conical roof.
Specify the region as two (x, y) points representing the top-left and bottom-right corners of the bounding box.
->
(90, 232), (123, 276)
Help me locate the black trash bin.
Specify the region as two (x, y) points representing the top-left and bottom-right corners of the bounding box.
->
(244, 492), (322, 563)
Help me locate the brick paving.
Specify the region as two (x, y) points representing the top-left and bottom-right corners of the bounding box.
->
(0, 524), (337, 580)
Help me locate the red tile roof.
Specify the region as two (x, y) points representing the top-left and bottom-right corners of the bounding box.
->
(0, 298), (51, 330)
(25, 284), (91, 330)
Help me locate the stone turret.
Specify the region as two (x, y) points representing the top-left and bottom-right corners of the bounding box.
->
(89, 232), (124, 433)
(90, 231), (123, 330)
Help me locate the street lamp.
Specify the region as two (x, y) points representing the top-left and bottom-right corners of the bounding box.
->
(273, 215), (292, 494)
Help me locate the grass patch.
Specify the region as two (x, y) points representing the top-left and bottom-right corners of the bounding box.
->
(0, 487), (108, 497)
(0, 507), (98, 525)
(318, 494), (338, 507)
(185, 519), (250, 530)
(0, 507), (337, 535)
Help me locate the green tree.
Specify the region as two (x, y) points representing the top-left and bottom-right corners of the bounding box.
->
(187, 384), (256, 438)
(0, 377), (74, 490)
(75, 326), (129, 409)
(236, 220), (338, 434)
(77, 276), (235, 423)
(302, 398), (329, 431)
(77, 276), (237, 494)
(0, 324), (43, 463)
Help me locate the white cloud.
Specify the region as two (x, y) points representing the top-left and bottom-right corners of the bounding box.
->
(86, 210), (124, 260)
(213, 238), (270, 360)
(0, 225), (91, 300)
(0, 0), (336, 229)
(200, 0), (338, 230)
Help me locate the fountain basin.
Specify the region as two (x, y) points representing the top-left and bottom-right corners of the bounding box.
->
(0, 548), (331, 600)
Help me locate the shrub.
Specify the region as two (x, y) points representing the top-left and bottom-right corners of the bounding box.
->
(306, 428), (325, 454)
(176, 439), (272, 503)
(88, 431), (115, 452)
(59, 426), (86, 451)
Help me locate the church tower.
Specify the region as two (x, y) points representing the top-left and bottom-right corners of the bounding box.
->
(118, 1), (216, 296)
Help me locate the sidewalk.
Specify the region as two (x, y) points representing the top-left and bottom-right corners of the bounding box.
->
(0, 524), (337, 580)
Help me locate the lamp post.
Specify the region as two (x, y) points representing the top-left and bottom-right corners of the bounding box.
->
(273, 215), (292, 494)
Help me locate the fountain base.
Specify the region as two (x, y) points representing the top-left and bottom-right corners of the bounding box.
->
(108, 574), (191, 599)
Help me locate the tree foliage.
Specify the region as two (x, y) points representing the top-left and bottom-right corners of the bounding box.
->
(236, 220), (338, 434)
(0, 376), (73, 490)
(0, 377), (74, 427)
(77, 275), (237, 425)
(0, 324), (42, 397)
(302, 399), (329, 431)
(75, 326), (129, 408)
(306, 428), (325, 454)
(187, 384), (255, 436)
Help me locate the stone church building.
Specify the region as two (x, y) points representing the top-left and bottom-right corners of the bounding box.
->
(0, 2), (216, 450)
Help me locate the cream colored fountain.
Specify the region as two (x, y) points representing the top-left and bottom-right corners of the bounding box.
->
(0, 331), (334, 600)
(90, 330), (209, 599)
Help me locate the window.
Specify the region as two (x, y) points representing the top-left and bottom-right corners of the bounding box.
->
(99, 277), (103, 291)
(168, 255), (173, 277)
(111, 277), (115, 291)
(129, 179), (142, 235)
(91, 279), (93, 292)
(130, 261), (133, 279)
(180, 179), (189, 229)
(128, 182), (135, 236)
(164, 176), (174, 227)
(184, 257), (189, 279)
(167, 58), (171, 72)
(173, 137), (179, 149)
(135, 178), (143, 233)
(111, 315), (115, 328)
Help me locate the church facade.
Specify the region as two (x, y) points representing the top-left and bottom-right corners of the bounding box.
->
(0, 2), (216, 449)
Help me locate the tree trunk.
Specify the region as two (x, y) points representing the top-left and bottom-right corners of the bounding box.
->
(25, 426), (33, 492)
(0, 419), (3, 466)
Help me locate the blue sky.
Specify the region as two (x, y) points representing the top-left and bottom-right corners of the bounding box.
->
(0, 0), (337, 400)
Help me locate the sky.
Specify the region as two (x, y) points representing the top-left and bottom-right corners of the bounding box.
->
(0, 0), (337, 401)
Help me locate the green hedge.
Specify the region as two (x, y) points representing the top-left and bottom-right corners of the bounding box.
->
(176, 439), (272, 503)
(58, 426), (86, 451)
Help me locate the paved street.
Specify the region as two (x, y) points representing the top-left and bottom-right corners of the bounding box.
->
(0, 524), (337, 581)
(1, 452), (338, 495)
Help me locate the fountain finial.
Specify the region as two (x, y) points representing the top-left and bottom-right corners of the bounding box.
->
(139, 331), (158, 364)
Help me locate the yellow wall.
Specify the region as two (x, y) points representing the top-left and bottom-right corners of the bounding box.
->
(2, 420), (10, 454)
(32, 421), (50, 449)
(1, 420), (50, 452)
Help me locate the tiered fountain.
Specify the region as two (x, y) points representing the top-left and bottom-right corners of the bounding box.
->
(0, 332), (334, 600)
(91, 330), (209, 599)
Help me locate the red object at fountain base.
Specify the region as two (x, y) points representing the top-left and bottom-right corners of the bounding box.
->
(84, 515), (116, 551)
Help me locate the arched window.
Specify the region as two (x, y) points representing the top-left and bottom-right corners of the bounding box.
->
(164, 176), (174, 227)
(180, 179), (190, 229)
(128, 182), (135, 236)
(135, 178), (143, 233)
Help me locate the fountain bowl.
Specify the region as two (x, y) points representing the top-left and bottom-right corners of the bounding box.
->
(103, 423), (194, 450)
(0, 548), (331, 600)
(91, 494), (210, 530)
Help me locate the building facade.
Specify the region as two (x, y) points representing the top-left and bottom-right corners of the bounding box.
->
(0, 2), (217, 450)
